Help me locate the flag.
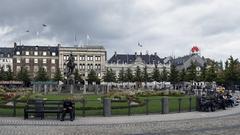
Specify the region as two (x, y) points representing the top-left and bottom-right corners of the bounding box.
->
(138, 42), (143, 47)
(42, 24), (47, 27)
(26, 30), (30, 32)
(87, 34), (90, 40)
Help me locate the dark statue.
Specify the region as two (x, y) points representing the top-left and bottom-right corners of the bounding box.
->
(65, 53), (76, 77)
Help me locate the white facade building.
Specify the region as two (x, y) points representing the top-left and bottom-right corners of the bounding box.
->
(106, 52), (171, 78)
(0, 48), (13, 71)
(59, 45), (106, 80)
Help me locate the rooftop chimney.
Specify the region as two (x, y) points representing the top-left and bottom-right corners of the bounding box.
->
(14, 42), (17, 47)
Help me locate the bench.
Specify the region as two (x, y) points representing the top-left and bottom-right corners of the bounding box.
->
(24, 100), (75, 120)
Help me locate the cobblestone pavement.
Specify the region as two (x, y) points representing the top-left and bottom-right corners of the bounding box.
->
(1, 106), (240, 135)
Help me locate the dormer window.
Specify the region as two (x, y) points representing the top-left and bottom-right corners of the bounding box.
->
(43, 51), (47, 56)
(34, 51), (38, 56)
(52, 52), (56, 56)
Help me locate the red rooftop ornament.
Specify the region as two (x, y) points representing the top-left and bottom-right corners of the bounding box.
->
(191, 46), (200, 53)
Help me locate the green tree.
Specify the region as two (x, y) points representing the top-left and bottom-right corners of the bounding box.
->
(186, 61), (197, 81)
(152, 65), (160, 82)
(224, 56), (239, 88)
(35, 67), (49, 81)
(200, 63), (207, 82)
(103, 68), (116, 82)
(5, 65), (13, 80)
(125, 68), (134, 82)
(118, 67), (125, 82)
(74, 69), (84, 84)
(206, 63), (217, 82)
(160, 66), (168, 82)
(53, 68), (63, 82)
(134, 66), (142, 82)
(0, 66), (7, 81)
(17, 67), (30, 86)
(169, 64), (178, 89)
(142, 66), (150, 84)
(87, 69), (99, 84)
(179, 69), (186, 82)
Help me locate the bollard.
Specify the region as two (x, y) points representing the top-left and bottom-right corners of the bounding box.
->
(178, 98), (182, 113)
(189, 97), (192, 112)
(162, 97), (169, 114)
(13, 99), (16, 117)
(82, 99), (86, 117)
(145, 99), (149, 115)
(128, 100), (131, 116)
(103, 98), (111, 117)
(196, 96), (201, 111)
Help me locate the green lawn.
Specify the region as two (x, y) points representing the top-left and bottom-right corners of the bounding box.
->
(0, 94), (196, 117)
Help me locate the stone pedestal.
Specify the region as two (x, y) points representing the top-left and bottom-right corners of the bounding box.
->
(83, 85), (86, 94)
(44, 84), (47, 95)
(70, 85), (74, 94)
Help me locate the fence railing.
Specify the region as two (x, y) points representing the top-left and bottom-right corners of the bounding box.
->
(0, 96), (196, 117)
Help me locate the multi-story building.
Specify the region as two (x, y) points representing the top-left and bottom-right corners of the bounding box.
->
(171, 46), (206, 76)
(12, 43), (59, 78)
(0, 47), (13, 71)
(58, 45), (106, 80)
(106, 52), (171, 78)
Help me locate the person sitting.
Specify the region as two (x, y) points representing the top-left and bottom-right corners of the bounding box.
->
(61, 98), (74, 121)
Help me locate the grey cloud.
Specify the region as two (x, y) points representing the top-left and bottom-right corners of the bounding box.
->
(0, 0), (240, 61)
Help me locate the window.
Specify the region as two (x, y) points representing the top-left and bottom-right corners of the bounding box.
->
(87, 64), (93, 69)
(79, 64), (85, 70)
(43, 66), (47, 71)
(25, 51), (29, 55)
(34, 66), (38, 72)
(43, 51), (47, 56)
(79, 55), (85, 61)
(63, 55), (67, 60)
(34, 51), (38, 56)
(51, 59), (55, 64)
(34, 59), (38, 63)
(25, 58), (29, 63)
(74, 56), (77, 61)
(95, 56), (101, 61)
(16, 51), (20, 55)
(17, 58), (21, 63)
(52, 52), (56, 56)
(16, 66), (21, 72)
(43, 59), (47, 64)
(51, 66), (55, 72)
(25, 66), (30, 70)
(95, 64), (101, 69)
(87, 56), (93, 61)
(98, 73), (101, 77)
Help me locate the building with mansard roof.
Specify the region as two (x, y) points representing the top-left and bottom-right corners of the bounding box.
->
(12, 43), (59, 78)
(106, 52), (170, 78)
(0, 47), (13, 71)
(170, 47), (206, 76)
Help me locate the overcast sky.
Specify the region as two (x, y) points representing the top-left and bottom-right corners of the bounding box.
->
(0, 0), (240, 61)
